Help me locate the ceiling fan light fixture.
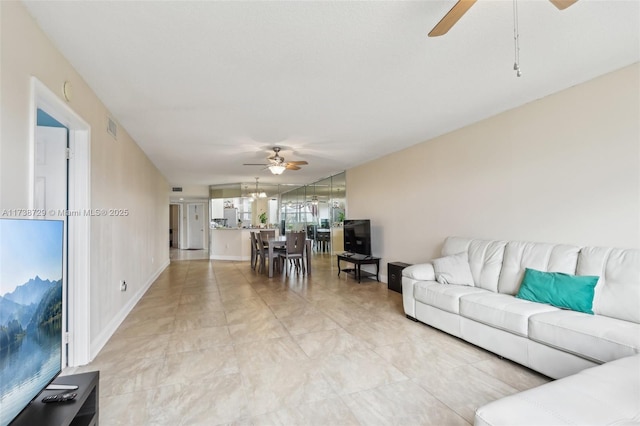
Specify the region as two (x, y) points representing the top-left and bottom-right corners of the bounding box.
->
(269, 164), (286, 175)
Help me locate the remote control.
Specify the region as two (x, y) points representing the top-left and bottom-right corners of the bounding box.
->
(42, 392), (77, 403)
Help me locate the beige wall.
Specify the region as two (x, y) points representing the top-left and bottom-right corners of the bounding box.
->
(347, 64), (640, 267)
(1, 2), (170, 359)
(169, 184), (210, 200)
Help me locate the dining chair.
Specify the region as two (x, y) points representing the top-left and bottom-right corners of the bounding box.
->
(255, 232), (267, 273)
(260, 229), (285, 253)
(317, 230), (331, 252)
(256, 232), (279, 274)
(306, 224), (317, 245)
(259, 230), (276, 246)
(249, 231), (259, 270)
(278, 231), (306, 276)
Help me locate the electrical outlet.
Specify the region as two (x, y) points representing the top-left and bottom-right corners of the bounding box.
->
(120, 280), (127, 291)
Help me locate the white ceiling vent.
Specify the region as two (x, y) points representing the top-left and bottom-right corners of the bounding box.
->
(106, 116), (117, 140)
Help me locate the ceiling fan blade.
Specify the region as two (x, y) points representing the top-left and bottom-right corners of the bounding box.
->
(287, 161), (308, 165)
(549, 0), (579, 10)
(285, 164), (301, 171)
(428, 0), (477, 37)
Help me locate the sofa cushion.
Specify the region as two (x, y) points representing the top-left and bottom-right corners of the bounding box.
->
(402, 263), (435, 281)
(432, 252), (475, 286)
(515, 268), (599, 314)
(414, 281), (486, 314)
(529, 310), (640, 363)
(577, 247), (640, 324)
(497, 241), (581, 295)
(441, 237), (506, 292)
(475, 354), (640, 426)
(460, 292), (559, 337)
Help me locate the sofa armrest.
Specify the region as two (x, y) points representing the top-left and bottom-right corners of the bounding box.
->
(402, 263), (435, 319)
(403, 263), (435, 281)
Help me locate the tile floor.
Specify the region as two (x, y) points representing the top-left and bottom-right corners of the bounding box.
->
(69, 252), (550, 425)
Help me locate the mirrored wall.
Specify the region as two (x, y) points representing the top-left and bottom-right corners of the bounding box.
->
(279, 172), (346, 253)
(208, 172), (345, 240)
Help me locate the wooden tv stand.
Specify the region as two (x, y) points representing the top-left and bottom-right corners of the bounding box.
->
(12, 371), (99, 426)
(337, 253), (380, 283)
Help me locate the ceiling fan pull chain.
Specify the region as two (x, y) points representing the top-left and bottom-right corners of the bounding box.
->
(513, 0), (522, 77)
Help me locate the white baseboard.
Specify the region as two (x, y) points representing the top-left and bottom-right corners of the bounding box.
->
(210, 255), (250, 261)
(89, 258), (170, 360)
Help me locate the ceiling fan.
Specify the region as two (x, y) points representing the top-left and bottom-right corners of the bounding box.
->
(243, 147), (309, 175)
(428, 0), (579, 37)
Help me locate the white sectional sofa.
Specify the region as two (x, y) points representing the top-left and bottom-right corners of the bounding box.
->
(402, 236), (640, 424)
(474, 353), (640, 425)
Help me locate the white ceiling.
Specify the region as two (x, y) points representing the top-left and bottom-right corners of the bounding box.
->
(23, 1), (639, 187)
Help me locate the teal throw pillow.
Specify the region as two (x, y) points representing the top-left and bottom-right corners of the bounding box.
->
(515, 268), (599, 314)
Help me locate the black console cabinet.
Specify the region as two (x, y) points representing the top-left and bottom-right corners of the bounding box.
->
(388, 262), (412, 293)
(12, 371), (99, 426)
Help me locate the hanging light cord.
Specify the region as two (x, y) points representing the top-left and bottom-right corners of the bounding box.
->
(513, 0), (522, 77)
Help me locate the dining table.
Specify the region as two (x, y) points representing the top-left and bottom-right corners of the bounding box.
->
(267, 236), (312, 278)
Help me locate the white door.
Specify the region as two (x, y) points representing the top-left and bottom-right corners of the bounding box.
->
(187, 203), (205, 249)
(34, 125), (69, 366)
(35, 126), (68, 217)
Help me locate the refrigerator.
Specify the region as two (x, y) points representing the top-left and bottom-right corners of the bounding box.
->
(223, 208), (238, 228)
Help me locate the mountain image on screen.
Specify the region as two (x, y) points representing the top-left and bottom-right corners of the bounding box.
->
(0, 278), (62, 419)
(0, 218), (64, 426)
(0, 277), (62, 346)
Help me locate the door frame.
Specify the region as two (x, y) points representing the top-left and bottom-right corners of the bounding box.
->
(169, 203), (182, 249)
(30, 77), (91, 367)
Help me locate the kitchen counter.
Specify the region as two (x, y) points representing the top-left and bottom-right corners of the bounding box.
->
(209, 228), (279, 260)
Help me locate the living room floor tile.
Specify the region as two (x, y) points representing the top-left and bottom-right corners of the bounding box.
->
(278, 312), (340, 336)
(471, 357), (551, 391)
(318, 349), (408, 395)
(166, 325), (232, 353)
(115, 315), (176, 338)
(413, 363), (520, 423)
(293, 329), (373, 359)
(145, 376), (249, 425)
(159, 345), (239, 386)
(267, 300), (319, 319)
(73, 255), (555, 425)
(228, 319), (290, 343)
(241, 359), (337, 416)
(246, 397), (360, 425)
(373, 340), (469, 378)
(343, 379), (470, 426)
(173, 309), (228, 331)
(233, 336), (309, 373)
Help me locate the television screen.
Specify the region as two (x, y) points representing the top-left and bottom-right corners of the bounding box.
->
(0, 219), (64, 425)
(343, 219), (372, 256)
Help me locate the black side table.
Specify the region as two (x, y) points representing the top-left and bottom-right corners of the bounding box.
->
(388, 262), (412, 293)
(12, 371), (99, 426)
(337, 253), (380, 283)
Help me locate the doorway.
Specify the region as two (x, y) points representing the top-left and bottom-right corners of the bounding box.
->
(169, 204), (180, 248)
(31, 77), (91, 367)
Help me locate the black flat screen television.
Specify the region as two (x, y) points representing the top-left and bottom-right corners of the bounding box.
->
(0, 218), (65, 425)
(343, 219), (372, 256)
